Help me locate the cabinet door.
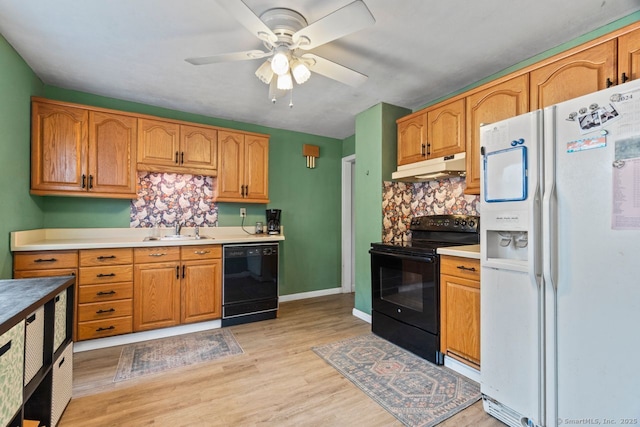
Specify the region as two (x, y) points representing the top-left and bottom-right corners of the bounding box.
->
(465, 75), (529, 194)
(137, 118), (180, 168)
(530, 40), (616, 109)
(31, 102), (88, 193)
(180, 125), (217, 172)
(397, 112), (427, 166)
(427, 99), (466, 159)
(244, 135), (269, 202)
(181, 259), (222, 323)
(216, 130), (245, 200)
(441, 274), (480, 367)
(133, 262), (181, 331)
(88, 111), (137, 196)
(618, 28), (640, 83)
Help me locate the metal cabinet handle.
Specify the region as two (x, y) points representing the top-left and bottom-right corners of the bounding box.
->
(176, 265), (180, 279)
(193, 250), (210, 255)
(426, 143), (431, 156)
(34, 258), (57, 263)
(181, 151), (185, 164)
(89, 174), (94, 189)
(421, 144), (426, 156)
(182, 265), (186, 279)
(148, 253), (167, 257)
(97, 255), (116, 260)
(26, 313), (36, 324)
(96, 273), (116, 278)
(81, 174), (86, 188)
(96, 308), (115, 314)
(96, 326), (115, 332)
(96, 290), (116, 296)
(456, 265), (477, 272)
(606, 77), (614, 88)
(622, 72), (629, 83)
(175, 151), (179, 164)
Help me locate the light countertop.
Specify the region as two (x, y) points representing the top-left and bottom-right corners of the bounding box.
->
(11, 226), (284, 251)
(437, 244), (480, 259)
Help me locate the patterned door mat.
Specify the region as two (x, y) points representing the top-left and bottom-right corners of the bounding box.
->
(312, 334), (480, 427)
(114, 329), (243, 382)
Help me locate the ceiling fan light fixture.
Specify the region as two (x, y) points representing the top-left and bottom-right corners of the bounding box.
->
(291, 59), (311, 84)
(255, 60), (274, 84)
(277, 72), (293, 90)
(271, 47), (290, 75)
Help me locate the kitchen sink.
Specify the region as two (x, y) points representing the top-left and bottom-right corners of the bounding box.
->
(143, 235), (211, 241)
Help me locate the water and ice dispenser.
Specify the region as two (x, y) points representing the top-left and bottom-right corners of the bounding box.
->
(485, 229), (529, 262)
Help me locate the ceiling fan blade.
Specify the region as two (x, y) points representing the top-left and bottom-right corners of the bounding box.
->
(185, 50), (272, 66)
(293, 0), (375, 50)
(301, 53), (367, 87)
(216, 0), (278, 46)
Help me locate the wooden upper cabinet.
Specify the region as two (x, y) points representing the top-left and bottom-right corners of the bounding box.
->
(180, 125), (217, 171)
(426, 98), (466, 159)
(618, 27), (640, 84)
(88, 111), (137, 195)
(31, 99), (137, 198)
(137, 119), (217, 176)
(465, 75), (529, 194)
(397, 112), (427, 166)
(530, 40), (616, 109)
(216, 130), (269, 203)
(31, 101), (88, 193)
(244, 135), (269, 201)
(137, 119), (180, 168)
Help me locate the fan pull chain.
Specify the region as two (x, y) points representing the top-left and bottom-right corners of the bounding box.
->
(289, 88), (294, 108)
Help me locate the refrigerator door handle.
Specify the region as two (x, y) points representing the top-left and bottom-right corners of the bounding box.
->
(542, 106), (558, 291)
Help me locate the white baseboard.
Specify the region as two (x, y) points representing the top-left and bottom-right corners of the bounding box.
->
(73, 320), (221, 352)
(279, 287), (342, 302)
(352, 308), (372, 323)
(444, 355), (480, 383)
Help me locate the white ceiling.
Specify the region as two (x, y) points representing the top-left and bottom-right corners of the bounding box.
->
(1, 0), (639, 139)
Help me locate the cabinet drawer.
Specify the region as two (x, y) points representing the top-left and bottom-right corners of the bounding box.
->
(134, 246), (180, 263)
(79, 265), (133, 285)
(78, 299), (133, 322)
(180, 245), (221, 260)
(14, 250), (78, 270)
(77, 316), (132, 341)
(13, 268), (77, 279)
(80, 248), (133, 267)
(78, 282), (133, 303)
(440, 256), (480, 281)
(0, 321), (24, 427)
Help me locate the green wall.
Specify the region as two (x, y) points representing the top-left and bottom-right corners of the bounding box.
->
(0, 35), (45, 278)
(353, 103), (410, 314)
(342, 134), (355, 157)
(28, 87), (343, 296)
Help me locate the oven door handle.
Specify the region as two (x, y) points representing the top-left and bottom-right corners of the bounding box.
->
(369, 249), (436, 263)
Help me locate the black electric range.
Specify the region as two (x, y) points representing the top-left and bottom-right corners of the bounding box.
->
(369, 214), (479, 364)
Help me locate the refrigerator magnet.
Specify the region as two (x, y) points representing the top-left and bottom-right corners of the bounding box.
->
(566, 136), (607, 153)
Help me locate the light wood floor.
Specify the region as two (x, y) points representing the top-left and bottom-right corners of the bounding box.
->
(60, 293), (505, 426)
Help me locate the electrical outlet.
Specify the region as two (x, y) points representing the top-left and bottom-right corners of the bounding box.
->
(240, 208), (246, 217)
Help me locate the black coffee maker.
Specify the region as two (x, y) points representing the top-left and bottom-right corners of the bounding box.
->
(266, 209), (281, 235)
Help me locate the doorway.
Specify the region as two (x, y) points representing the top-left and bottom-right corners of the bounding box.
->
(341, 155), (356, 293)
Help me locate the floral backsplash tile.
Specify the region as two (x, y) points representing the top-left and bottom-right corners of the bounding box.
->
(130, 172), (218, 228)
(382, 177), (480, 242)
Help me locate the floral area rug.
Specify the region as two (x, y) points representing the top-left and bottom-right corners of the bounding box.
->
(312, 334), (480, 427)
(114, 329), (243, 382)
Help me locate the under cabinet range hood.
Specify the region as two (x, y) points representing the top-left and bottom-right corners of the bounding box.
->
(392, 152), (466, 182)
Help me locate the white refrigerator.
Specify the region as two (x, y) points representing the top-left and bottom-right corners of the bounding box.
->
(480, 80), (640, 427)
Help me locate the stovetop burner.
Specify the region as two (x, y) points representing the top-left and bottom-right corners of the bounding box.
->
(371, 214), (480, 255)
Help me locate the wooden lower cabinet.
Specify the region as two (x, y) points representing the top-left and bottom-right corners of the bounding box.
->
(133, 245), (222, 331)
(440, 256), (481, 369)
(134, 260), (181, 331)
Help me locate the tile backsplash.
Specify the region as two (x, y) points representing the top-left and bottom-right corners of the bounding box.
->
(382, 177), (480, 242)
(130, 172), (218, 228)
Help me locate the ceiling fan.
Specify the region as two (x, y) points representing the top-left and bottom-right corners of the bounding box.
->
(185, 0), (375, 105)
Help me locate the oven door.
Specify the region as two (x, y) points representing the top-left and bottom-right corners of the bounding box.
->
(370, 249), (439, 333)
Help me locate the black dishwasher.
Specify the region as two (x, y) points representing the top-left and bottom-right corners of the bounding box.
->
(222, 243), (279, 326)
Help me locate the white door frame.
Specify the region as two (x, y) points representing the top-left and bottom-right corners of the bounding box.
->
(341, 154), (356, 293)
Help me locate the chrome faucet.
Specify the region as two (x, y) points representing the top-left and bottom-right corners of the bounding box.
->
(175, 221), (184, 236)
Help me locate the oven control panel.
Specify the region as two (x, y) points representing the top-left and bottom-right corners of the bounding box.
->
(410, 214), (479, 233)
